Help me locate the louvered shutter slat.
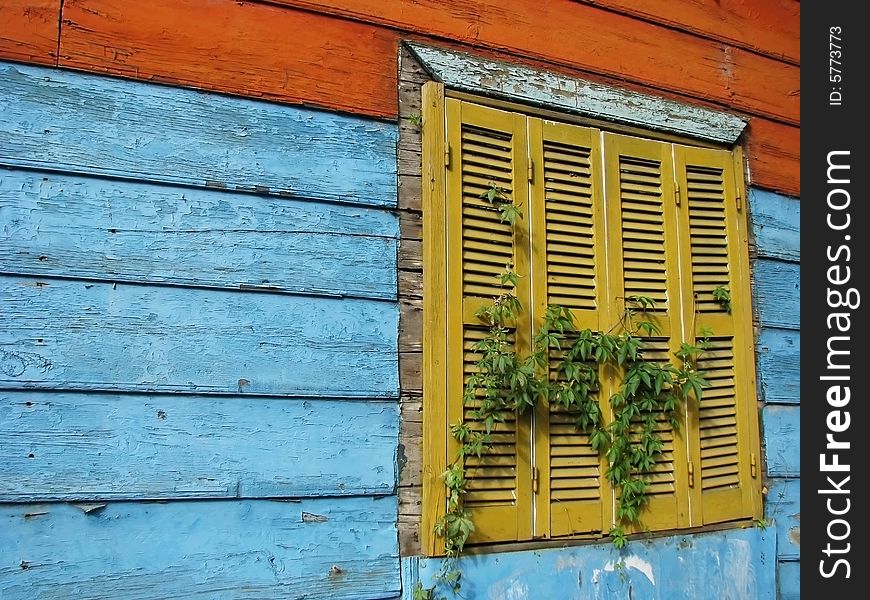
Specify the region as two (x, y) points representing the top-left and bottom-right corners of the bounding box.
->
(603, 133), (691, 532)
(445, 99), (533, 544)
(529, 120), (610, 539)
(675, 145), (760, 525)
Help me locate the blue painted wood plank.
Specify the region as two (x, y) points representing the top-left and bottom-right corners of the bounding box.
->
(753, 259), (800, 330)
(0, 62), (397, 208)
(0, 392), (397, 501)
(766, 478), (799, 561)
(0, 496), (400, 599)
(756, 328), (799, 405)
(762, 405), (800, 478)
(749, 188), (799, 262)
(408, 527), (776, 600)
(0, 170), (398, 300)
(777, 560), (800, 600)
(0, 277), (398, 397)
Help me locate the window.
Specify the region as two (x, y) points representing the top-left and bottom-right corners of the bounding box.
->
(420, 87), (762, 554)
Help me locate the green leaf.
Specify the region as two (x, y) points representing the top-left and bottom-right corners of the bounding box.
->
(712, 285), (732, 314)
(499, 202), (522, 225)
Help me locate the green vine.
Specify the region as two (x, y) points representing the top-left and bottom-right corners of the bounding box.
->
(421, 182), (720, 597)
(433, 283), (710, 559)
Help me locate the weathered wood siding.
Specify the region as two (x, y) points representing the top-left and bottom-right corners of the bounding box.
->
(395, 48), (426, 557)
(571, 0), (799, 63)
(0, 63), (397, 207)
(0, 62), (401, 598)
(750, 188), (800, 594)
(0, 171), (397, 299)
(0, 0), (799, 197)
(1, 497), (400, 599)
(0, 0), (57, 65)
(0, 392), (397, 501)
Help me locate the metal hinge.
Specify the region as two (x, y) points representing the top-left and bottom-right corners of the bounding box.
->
(528, 157), (534, 182)
(750, 453), (757, 478)
(444, 142), (451, 169)
(687, 461), (695, 487)
(674, 182), (682, 206)
(532, 467), (539, 494)
(736, 192), (743, 211)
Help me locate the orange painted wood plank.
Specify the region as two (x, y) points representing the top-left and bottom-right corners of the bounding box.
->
(59, 0), (398, 118)
(0, 0), (59, 65)
(56, 0), (797, 197)
(267, 0), (798, 124)
(745, 118), (800, 198)
(572, 0), (799, 65)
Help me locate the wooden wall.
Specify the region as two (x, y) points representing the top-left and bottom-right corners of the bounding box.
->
(749, 188), (801, 598)
(1, 2), (799, 597)
(0, 0), (799, 197)
(0, 61), (401, 599)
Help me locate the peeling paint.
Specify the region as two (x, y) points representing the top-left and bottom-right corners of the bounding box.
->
(0, 391), (398, 501)
(302, 512), (329, 523)
(409, 528), (777, 600)
(489, 578), (529, 600)
(604, 556), (656, 586)
(407, 43), (746, 144)
(0, 62), (398, 208)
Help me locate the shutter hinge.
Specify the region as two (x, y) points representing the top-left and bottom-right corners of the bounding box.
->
(444, 142), (451, 169)
(674, 182), (682, 206)
(687, 461), (695, 487)
(532, 467), (539, 494)
(750, 452), (757, 478)
(736, 192), (743, 212)
(527, 157), (534, 182)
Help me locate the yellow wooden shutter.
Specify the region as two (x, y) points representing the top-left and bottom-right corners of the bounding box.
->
(602, 133), (690, 531)
(528, 119), (611, 538)
(444, 99), (533, 543)
(674, 145), (762, 525)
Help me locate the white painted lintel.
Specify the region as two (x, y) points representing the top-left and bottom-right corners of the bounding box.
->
(406, 42), (747, 144)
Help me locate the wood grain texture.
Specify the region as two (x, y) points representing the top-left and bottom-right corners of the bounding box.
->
(762, 405), (799, 478)
(267, 0), (799, 124)
(572, 0), (800, 64)
(52, 1), (798, 197)
(0, 170), (398, 300)
(752, 260), (800, 330)
(409, 527), (777, 599)
(0, 497), (400, 599)
(58, 0), (399, 118)
(756, 328), (799, 405)
(0, 276), (398, 398)
(749, 188), (800, 261)
(0, 61), (398, 207)
(766, 478), (799, 561)
(0, 0), (58, 66)
(408, 43), (746, 144)
(0, 392), (397, 501)
(744, 118), (800, 197)
(396, 47), (427, 557)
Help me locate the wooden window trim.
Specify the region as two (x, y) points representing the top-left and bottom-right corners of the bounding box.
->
(406, 42), (747, 145)
(419, 85), (763, 557)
